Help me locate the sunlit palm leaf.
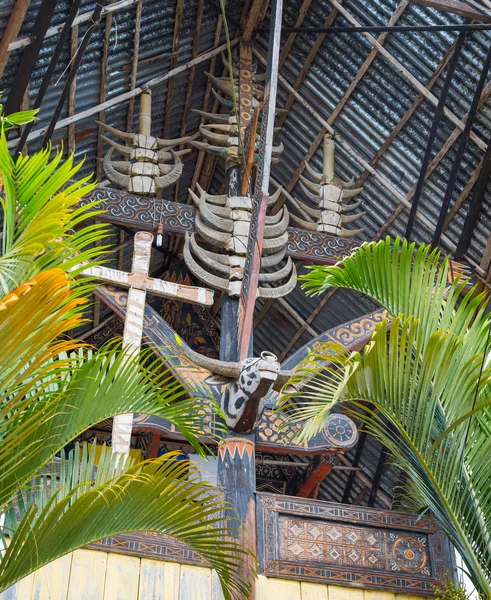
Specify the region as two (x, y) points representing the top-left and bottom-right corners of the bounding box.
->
(280, 239), (491, 596)
(0, 131), (108, 295)
(1, 445), (251, 600)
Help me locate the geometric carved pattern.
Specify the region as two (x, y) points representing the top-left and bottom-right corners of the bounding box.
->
(80, 187), (359, 265)
(257, 493), (454, 595)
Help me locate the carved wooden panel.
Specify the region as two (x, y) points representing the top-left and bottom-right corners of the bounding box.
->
(256, 493), (454, 595)
(80, 188), (359, 265)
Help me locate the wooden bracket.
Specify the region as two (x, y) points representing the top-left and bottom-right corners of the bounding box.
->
(296, 453), (335, 498)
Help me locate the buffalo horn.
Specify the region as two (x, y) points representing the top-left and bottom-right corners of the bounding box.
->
(189, 140), (225, 156)
(259, 257), (293, 283)
(299, 174), (321, 195)
(103, 148), (130, 189)
(341, 212), (366, 224)
(267, 186), (283, 207)
(96, 120), (134, 143)
(262, 231), (288, 254)
(156, 132), (198, 148)
(342, 187), (364, 199)
(111, 161), (131, 174)
(211, 88), (235, 110)
(340, 200), (362, 213)
(189, 234), (231, 276)
(289, 213), (317, 231)
(176, 313), (242, 377)
(264, 206), (289, 238)
(184, 234), (230, 291)
(196, 183), (228, 205)
(155, 150), (182, 190)
(102, 136), (132, 157)
(340, 227), (364, 238)
(261, 247), (286, 268)
(299, 181), (320, 204)
(195, 214), (230, 247)
(191, 109), (231, 123)
(271, 141), (284, 155)
(199, 125), (230, 145)
(258, 263), (297, 298)
(221, 52), (240, 77)
(199, 196), (233, 233)
(304, 161), (323, 182)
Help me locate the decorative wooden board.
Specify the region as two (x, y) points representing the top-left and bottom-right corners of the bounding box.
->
(256, 493), (454, 595)
(80, 188), (359, 265)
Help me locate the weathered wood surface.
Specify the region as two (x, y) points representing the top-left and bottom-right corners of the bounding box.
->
(79, 188), (359, 266)
(257, 493), (454, 595)
(0, 551), (434, 599)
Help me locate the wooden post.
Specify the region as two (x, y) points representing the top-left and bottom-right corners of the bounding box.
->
(216, 162), (258, 597)
(237, 0), (284, 360)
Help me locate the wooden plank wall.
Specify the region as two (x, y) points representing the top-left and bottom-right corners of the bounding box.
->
(0, 549), (426, 599)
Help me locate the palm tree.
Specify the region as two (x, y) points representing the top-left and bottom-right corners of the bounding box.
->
(0, 110), (251, 600)
(277, 237), (491, 597)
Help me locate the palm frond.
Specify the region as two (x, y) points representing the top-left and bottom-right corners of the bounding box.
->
(1, 444), (251, 600)
(0, 130), (109, 295)
(280, 237), (491, 596)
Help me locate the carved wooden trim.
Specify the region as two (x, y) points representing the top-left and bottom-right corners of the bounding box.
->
(80, 188), (359, 265)
(256, 493), (455, 595)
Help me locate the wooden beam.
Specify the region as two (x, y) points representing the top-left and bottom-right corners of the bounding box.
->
(278, 288), (337, 361)
(274, 0), (407, 212)
(432, 41), (491, 247)
(4, 0), (57, 115)
(275, 4), (340, 130)
(378, 77), (491, 240)
(277, 296), (318, 337)
(278, 0), (314, 68)
(296, 454), (334, 498)
(42, 0), (106, 146)
(329, 0), (487, 152)
(409, 0), (491, 22)
(163, 0), (184, 138)
(242, 0), (268, 41)
(80, 186), (360, 264)
(7, 0), (136, 53)
(180, 0), (204, 137)
(8, 38), (240, 150)
(238, 0), (284, 359)
(0, 0), (31, 78)
(95, 0), (114, 179)
(405, 29), (466, 240)
(126, 0), (143, 131)
(368, 447), (388, 507)
(358, 39), (458, 187)
(456, 138), (491, 257)
(255, 48), (458, 249)
(338, 454), (392, 508)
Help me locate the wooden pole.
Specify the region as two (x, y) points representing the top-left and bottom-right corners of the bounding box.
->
(0, 0), (31, 78)
(237, 0), (283, 360)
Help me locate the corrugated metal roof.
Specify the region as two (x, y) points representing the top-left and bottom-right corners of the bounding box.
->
(2, 0), (491, 507)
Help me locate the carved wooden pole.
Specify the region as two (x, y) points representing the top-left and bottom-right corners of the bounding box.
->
(237, 0), (283, 360)
(216, 43), (257, 598)
(216, 2), (283, 591)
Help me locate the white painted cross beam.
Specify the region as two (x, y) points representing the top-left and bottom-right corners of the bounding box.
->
(81, 231), (214, 455)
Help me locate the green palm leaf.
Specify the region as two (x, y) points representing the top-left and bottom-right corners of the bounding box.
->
(0, 130), (108, 294)
(279, 239), (491, 596)
(1, 444), (251, 600)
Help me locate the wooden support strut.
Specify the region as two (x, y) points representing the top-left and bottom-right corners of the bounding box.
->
(296, 454), (335, 498)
